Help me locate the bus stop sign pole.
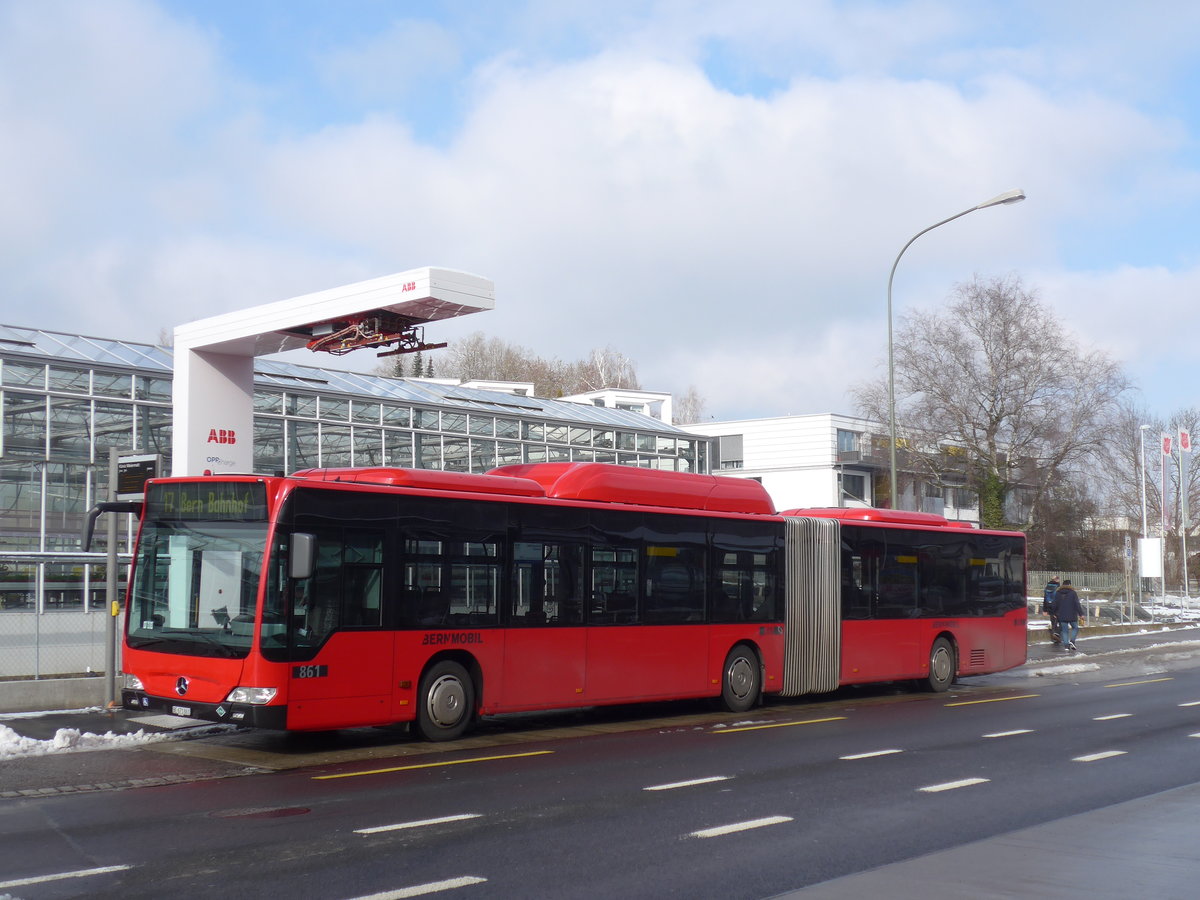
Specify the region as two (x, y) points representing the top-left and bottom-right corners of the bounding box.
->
(105, 448), (118, 708)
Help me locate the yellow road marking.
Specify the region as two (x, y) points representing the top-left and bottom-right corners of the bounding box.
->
(716, 716), (846, 733)
(944, 694), (1039, 707)
(313, 750), (554, 780)
(1105, 677), (1174, 688)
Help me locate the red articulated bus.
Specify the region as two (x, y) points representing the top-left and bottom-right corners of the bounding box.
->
(118, 462), (1026, 740)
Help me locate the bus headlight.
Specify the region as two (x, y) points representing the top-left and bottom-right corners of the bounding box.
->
(123, 674), (145, 691)
(225, 686), (278, 705)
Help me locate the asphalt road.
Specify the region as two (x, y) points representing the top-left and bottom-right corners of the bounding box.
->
(3, 629), (1200, 899)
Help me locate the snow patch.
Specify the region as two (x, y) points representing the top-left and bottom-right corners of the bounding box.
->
(0, 723), (174, 760)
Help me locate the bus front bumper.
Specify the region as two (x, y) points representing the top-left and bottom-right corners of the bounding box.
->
(122, 690), (288, 729)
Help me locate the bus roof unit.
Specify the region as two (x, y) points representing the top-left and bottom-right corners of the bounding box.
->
(291, 467), (546, 498)
(490, 462), (776, 516)
(780, 507), (977, 529)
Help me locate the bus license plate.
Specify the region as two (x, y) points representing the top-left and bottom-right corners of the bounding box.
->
(171, 705), (192, 717)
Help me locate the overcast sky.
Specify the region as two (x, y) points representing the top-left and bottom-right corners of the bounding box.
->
(4, 1), (1200, 422)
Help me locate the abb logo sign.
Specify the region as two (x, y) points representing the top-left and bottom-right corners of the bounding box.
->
(207, 429), (237, 445)
(401, 281), (417, 292)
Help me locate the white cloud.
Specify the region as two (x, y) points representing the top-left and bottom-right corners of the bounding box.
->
(2, 1), (1200, 422)
(319, 18), (462, 102)
(0, 0), (223, 253)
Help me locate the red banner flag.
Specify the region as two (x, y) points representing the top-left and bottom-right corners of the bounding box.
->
(1181, 429), (1192, 452)
(1163, 434), (1173, 456)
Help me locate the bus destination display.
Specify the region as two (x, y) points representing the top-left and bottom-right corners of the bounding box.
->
(147, 482), (268, 521)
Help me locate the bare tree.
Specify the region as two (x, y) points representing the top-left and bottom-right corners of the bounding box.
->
(674, 385), (707, 425)
(379, 332), (645, 398)
(852, 275), (1130, 529)
(575, 346), (641, 392)
(1093, 404), (1200, 591)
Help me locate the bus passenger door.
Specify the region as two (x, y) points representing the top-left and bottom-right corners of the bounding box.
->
(286, 528), (393, 730)
(499, 540), (587, 710)
(585, 546), (709, 702)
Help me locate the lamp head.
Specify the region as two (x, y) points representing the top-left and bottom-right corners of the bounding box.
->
(976, 188), (1026, 209)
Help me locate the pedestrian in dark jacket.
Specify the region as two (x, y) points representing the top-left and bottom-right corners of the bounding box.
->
(1055, 579), (1083, 651)
(1043, 576), (1061, 642)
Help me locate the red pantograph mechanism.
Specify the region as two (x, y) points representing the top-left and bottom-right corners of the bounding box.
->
(304, 312), (448, 357)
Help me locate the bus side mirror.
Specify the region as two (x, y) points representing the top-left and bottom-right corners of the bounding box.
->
(290, 533), (316, 580)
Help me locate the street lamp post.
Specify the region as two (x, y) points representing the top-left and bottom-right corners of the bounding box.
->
(886, 189), (1026, 510)
(1139, 424), (1152, 614)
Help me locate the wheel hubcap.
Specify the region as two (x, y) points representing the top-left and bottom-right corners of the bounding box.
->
(727, 656), (754, 700)
(931, 647), (952, 682)
(426, 674), (465, 727)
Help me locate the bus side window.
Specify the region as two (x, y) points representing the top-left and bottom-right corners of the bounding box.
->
(305, 535), (343, 645)
(512, 541), (583, 626)
(644, 546), (704, 624)
(303, 529), (384, 642)
(342, 531), (383, 628)
(591, 547), (639, 624)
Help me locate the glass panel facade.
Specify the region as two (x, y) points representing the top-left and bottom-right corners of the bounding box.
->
(288, 420), (319, 470)
(48, 366), (89, 393)
(254, 390), (283, 414)
(354, 427), (384, 466)
(2, 362), (44, 388)
(4, 392), (46, 457)
(384, 430), (413, 467)
(321, 424), (353, 467)
(417, 432), (440, 469)
(471, 439), (497, 471)
(442, 436), (469, 472)
(352, 401), (381, 424)
(135, 375), (172, 402)
(320, 397), (350, 421)
(92, 371), (132, 398)
(137, 404), (172, 460)
(382, 404), (411, 427)
(48, 397), (91, 460)
(254, 419), (285, 473)
(0, 460), (41, 549)
(287, 393), (318, 417)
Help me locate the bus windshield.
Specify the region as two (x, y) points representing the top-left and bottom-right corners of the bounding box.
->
(127, 482), (269, 659)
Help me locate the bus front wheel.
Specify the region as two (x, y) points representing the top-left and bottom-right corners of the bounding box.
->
(924, 637), (956, 693)
(416, 660), (475, 741)
(721, 644), (761, 713)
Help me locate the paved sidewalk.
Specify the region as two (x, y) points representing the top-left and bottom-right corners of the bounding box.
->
(0, 707), (257, 797)
(787, 781), (1200, 899)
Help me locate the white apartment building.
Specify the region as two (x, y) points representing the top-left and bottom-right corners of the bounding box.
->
(680, 413), (983, 525)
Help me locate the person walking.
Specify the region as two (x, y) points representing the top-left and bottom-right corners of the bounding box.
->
(1055, 579), (1083, 651)
(1043, 576), (1061, 643)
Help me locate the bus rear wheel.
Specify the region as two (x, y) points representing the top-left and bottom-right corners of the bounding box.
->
(416, 660), (475, 741)
(924, 637), (956, 693)
(721, 644), (761, 713)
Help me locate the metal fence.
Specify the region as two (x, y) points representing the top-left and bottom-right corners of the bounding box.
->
(0, 608), (120, 679)
(1028, 570), (1127, 597)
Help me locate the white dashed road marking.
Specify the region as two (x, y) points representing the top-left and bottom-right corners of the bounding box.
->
(645, 776), (731, 791)
(1073, 751), (1127, 762)
(919, 778), (989, 793)
(346, 876), (488, 899)
(690, 816), (793, 838)
(356, 814), (483, 835)
(0, 865), (133, 891)
(840, 749), (903, 760)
